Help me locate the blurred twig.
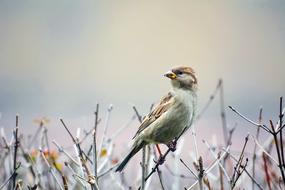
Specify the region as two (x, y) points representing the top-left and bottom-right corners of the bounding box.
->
(262, 153), (272, 190)
(185, 146), (230, 190)
(195, 79), (222, 121)
(52, 140), (80, 166)
(252, 107), (263, 190)
(12, 115), (19, 189)
(219, 79), (229, 146)
(202, 139), (230, 182)
(93, 104), (99, 185)
(153, 145), (165, 190)
(193, 157), (204, 190)
(132, 106), (146, 190)
(40, 149), (64, 190)
(99, 104), (113, 155)
(0, 162), (21, 190)
(60, 119), (98, 190)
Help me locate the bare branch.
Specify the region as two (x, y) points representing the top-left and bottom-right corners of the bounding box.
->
(228, 106), (272, 134)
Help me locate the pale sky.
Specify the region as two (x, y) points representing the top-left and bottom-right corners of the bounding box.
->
(0, 1), (284, 147)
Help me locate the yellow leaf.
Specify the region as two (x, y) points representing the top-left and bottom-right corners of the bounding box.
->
(54, 162), (63, 171)
(100, 148), (107, 157)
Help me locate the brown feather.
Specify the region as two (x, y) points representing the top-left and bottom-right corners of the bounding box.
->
(132, 92), (173, 139)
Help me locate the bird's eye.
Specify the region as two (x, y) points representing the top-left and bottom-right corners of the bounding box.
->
(176, 71), (183, 75)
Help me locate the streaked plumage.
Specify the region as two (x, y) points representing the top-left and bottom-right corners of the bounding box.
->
(116, 66), (197, 172)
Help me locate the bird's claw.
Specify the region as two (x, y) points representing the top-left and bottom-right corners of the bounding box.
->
(167, 140), (177, 152)
(153, 156), (165, 165)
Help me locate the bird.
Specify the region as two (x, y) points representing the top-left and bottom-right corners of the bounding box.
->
(115, 66), (198, 172)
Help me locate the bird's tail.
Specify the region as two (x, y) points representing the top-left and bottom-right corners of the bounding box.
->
(115, 141), (145, 172)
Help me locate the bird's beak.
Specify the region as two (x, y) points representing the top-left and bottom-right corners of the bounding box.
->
(164, 71), (177, 79)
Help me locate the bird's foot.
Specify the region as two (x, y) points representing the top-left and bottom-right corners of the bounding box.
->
(167, 140), (177, 152)
(154, 156), (165, 165)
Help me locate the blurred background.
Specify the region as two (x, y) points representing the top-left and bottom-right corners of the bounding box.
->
(0, 1), (284, 151)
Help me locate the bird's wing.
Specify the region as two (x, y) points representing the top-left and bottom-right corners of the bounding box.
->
(132, 92), (174, 139)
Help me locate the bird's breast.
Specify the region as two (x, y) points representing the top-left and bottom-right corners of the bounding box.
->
(145, 90), (196, 144)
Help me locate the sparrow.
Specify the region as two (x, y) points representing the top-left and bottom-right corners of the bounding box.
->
(115, 66), (197, 172)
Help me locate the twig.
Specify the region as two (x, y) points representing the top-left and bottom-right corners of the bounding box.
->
(203, 177), (212, 190)
(144, 128), (187, 182)
(222, 148), (264, 190)
(153, 145), (165, 190)
(40, 149), (64, 190)
(202, 139), (230, 182)
(64, 162), (86, 187)
(192, 125), (199, 162)
(0, 163), (21, 190)
(50, 155), (69, 190)
(110, 114), (136, 140)
(12, 115), (19, 189)
(194, 157), (204, 190)
(60, 119), (97, 189)
(275, 107), (285, 134)
(185, 147), (230, 190)
(230, 135), (249, 189)
(27, 126), (42, 149)
(156, 168), (165, 190)
(52, 140), (80, 166)
(269, 120), (285, 184)
(140, 147), (146, 190)
(221, 125), (236, 190)
(78, 119), (101, 145)
(180, 159), (199, 179)
(97, 164), (117, 179)
(252, 107), (263, 190)
(97, 138), (114, 173)
(132, 106), (143, 123)
(219, 79), (229, 146)
(99, 104), (113, 157)
(93, 104), (99, 185)
(19, 144), (38, 178)
(251, 135), (279, 165)
(171, 138), (185, 190)
(228, 106), (272, 134)
(262, 153), (272, 190)
(43, 127), (50, 152)
(225, 126), (236, 152)
(278, 97), (285, 169)
(132, 106), (146, 190)
(195, 79), (221, 121)
(165, 164), (194, 179)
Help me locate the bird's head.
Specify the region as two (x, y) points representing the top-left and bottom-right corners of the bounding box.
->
(164, 66), (197, 91)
